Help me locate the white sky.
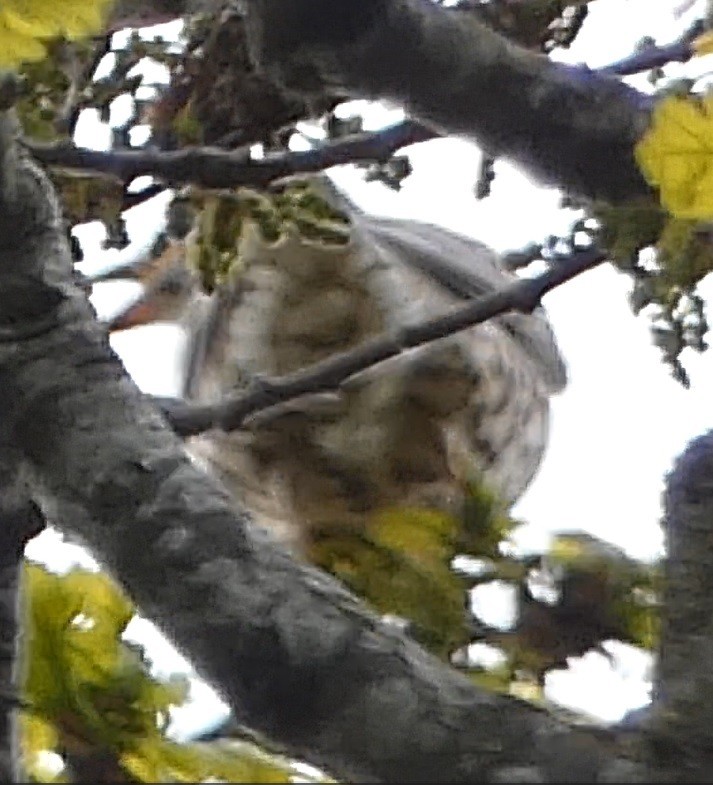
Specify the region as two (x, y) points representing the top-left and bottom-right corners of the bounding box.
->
(24, 0), (713, 739)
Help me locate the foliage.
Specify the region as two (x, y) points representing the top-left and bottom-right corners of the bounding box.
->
(21, 561), (324, 782)
(0, 0), (113, 70)
(309, 482), (518, 659)
(19, 503), (656, 780)
(586, 199), (713, 385)
(15, 40), (86, 141)
(146, 5), (339, 151)
(50, 171), (127, 242)
(310, 509), (472, 658)
(546, 533), (660, 652)
(466, 532), (660, 688)
(635, 93), (713, 221)
(184, 181), (351, 292)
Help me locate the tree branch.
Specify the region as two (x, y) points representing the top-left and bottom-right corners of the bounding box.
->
(25, 120), (435, 191)
(0, 105), (44, 783)
(3, 5), (704, 777)
(0, 496), (45, 784)
(656, 430), (713, 780)
(246, 0), (654, 203)
(597, 18), (705, 76)
(24, 22), (691, 199)
(156, 246), (607, 439)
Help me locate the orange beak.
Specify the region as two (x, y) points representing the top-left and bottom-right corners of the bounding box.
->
(89, 235), (197, 332)
(106, 290), (171, 332)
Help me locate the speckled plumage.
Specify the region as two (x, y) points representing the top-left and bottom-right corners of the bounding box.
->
(178, 179), (567, 552)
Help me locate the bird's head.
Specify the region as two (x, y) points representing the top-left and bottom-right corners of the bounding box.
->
(88, 194), (201, 333)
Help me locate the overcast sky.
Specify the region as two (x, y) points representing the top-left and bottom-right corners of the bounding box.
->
(24, 0), (713, 739)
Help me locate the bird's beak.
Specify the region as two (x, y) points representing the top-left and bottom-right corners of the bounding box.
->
(106, 287), (170, 332)
(90, 235), (197, 333)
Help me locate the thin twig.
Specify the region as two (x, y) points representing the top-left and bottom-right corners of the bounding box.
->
(156, 246), (606, 438)
(121, 182), (166, 211)
(56, 36), (113, 138)
(598, 18), (705, 76)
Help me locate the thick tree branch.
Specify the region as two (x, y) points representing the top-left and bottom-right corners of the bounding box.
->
(656, 430), (713, 780)
(156, 246), (607, 439)
(2, 6), (703, 777)
(246, 0), (654, 203)
(0, 103), (41, 785)
(24, 24), (691, 199)
(0, 495), (44, 784)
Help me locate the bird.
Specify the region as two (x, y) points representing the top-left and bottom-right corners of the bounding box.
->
(104, 176), (567, 557)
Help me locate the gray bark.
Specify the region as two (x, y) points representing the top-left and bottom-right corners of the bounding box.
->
(0, 492), (42, 784)
(655, 430), (713, 781)
(245, 0), (653, 204)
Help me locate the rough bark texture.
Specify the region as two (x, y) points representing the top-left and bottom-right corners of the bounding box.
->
(246, 0), (653, 204)
(656, 430), (713, 781)
(0, 493), (41, 784)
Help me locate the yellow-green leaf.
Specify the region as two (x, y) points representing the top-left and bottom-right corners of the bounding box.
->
(309, 508), (469, 657)
(635, 94), (713, 220)
(693, 30), (713, 57)
(0, 0), (113, 69)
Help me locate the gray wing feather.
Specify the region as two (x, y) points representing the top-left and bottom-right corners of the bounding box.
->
(314, 176), (567, 394)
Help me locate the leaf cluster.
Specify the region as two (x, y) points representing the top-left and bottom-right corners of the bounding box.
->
(585, 198), (713, 386)
(21, 561), (325, 782)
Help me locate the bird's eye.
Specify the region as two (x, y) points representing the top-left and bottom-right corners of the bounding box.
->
(157, 269), (191, 295)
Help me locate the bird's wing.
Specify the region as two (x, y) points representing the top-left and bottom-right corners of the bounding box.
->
(314, 177), (567, 394)
(181, 284), (246, 400)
